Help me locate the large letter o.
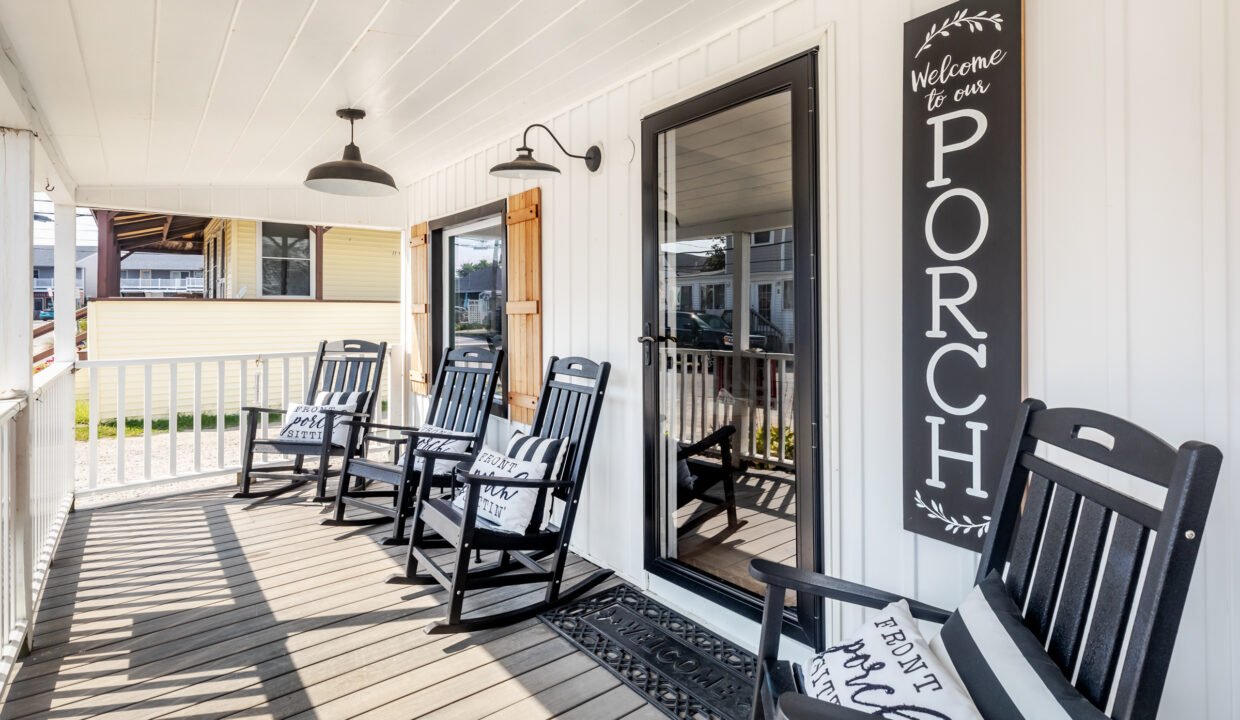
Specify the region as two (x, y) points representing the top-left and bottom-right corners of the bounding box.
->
(925, 188), (989, 262)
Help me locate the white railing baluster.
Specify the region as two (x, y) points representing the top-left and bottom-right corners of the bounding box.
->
(282, 357), (290, 411)
(260, 358), (270, 438)
(168, 363), (178, 478)
(193, 361), (202, 473)
(216, 361), (225, 469)
(116, 366), (126, 486)
(88, 368), (98, 490)
(143, 363), (152, 481)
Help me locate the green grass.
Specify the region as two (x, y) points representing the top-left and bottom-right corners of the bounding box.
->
(74, 401), (277, 442)
(73, 399), (388, 442)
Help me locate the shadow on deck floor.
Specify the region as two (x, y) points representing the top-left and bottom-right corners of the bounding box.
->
(0, 485), (665, 720)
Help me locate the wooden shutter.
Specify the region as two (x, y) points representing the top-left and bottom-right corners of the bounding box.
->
(408, 221), (431, 395)
(505, 188), (542, 424)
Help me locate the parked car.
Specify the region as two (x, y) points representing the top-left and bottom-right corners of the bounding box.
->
(38, 308), (54, 321)
(675, 312), (768, 350)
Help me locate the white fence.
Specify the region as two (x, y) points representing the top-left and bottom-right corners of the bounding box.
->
(0, 362), (76, 685)
(672, 349), (796, 468)
(77, 347), (403, 493)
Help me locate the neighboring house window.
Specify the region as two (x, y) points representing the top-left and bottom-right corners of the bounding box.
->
(702, 283), (726, 311)
(752, 230), (772, 245)
(677, 286), (691, 311)
(260, 222), (312, 297)
(782, 280), (794, 311)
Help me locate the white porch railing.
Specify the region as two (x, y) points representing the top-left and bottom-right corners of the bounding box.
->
(119, 277), (205, 293)
(673, 349), (796, 468)
(0, 362), (76, 685)
(76, 347), (403, 494)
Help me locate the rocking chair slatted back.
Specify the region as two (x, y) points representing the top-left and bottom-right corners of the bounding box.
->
(424, 347), (503, 435)
(977, 399), (1222, 718)
(305, 339), (387, 412)
(528, 357), (610, 502)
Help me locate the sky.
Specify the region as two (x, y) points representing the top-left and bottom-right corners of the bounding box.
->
(32, 193), (97, 246)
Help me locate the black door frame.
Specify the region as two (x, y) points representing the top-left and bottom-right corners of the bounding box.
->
(640, 50), (824, 647)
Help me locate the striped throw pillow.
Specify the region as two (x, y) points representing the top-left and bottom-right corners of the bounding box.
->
(507, 430), (569, 481)
(930, 572), (1109, 720)
(314, 390), (369, 411)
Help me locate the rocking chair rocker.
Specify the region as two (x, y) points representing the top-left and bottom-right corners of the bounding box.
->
(749, 398), (1223, 720)
(325, 347), (503, 545)
(390, 356), (611, 634)
(235, 339), (386, 501)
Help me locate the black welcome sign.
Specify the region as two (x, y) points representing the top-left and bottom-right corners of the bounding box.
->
(902, 0), (1023, 551)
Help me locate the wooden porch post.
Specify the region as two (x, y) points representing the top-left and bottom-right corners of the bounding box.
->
(310, 225), (327, 300)
(53, 203), (76, 362)
(94, 209), (118, 298)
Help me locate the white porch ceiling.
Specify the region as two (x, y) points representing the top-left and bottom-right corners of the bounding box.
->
(0, 0), (757, 192)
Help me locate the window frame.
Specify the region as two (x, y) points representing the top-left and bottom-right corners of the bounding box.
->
(429, 199), (510, 419)
(701, 282), (726, 311)
(256, 221), (316, 299)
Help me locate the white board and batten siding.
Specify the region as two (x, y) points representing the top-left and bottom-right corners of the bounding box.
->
(405, 0), (1239, 716)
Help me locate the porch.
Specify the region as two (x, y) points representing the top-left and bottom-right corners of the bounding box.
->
(0, 485), (659, 720)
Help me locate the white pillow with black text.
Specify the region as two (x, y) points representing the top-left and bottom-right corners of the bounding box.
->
(277, 402), (356, 447)
(452, 447), (548, 534)
(800, 599), (982, 720)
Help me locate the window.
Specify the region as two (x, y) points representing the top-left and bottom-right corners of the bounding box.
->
(442, 212), (507, 416)
(782, 280), (794, 311)
(752, 230), (773, 245)
(702, 283), (726, 311)
(677, 286), (691, 311)
(260, 222), (312, 297)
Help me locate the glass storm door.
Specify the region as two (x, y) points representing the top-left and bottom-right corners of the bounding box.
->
(641, 52), (822, 644)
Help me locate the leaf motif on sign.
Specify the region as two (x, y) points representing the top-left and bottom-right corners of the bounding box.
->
(914, 489), (991, 537)
(915, 9), (1004, 58)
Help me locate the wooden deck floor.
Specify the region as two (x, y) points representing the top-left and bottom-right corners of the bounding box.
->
(676, 469), (796, 600)
(0, 486), (663, 720)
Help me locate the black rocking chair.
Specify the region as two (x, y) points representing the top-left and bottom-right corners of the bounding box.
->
(235, 339), (387, 501)
(677, 425), (742, 535)
(325, 347), (503, 545)
(390, 355), (612, 634)
(750, 398), (1223, 720)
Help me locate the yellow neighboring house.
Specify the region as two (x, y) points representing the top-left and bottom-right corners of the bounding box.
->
(80, 217), (403, 418)
(202, 219), (399, 302)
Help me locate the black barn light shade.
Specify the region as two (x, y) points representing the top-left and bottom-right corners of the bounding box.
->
(304, 108), (398, 197)
(490, 123), (601, 179)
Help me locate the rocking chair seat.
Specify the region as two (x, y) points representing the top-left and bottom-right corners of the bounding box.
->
(252, 437), (347, 456)
(420, 496), (559, 552)
(346, 457), (455, 487)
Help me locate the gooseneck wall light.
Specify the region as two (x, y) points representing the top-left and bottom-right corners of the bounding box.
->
(304, 108), (398, 197)
(489, 123), (602, 179)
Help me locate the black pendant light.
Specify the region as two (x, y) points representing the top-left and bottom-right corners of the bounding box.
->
(304, 108), (398, 197)
(490, 123), (601, 179)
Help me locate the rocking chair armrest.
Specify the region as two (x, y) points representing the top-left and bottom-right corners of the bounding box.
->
(457, 471), (572, 490)
(777, 693), (874, 720)
(412, 448), (475, 463)
(401, 428), (473, 442)
(362, 421), (420, 433)
(241, 405), (285, 416)
(749, 559), (952, 624)
(363, 433), (408, 447)
(678, 425), (737, 459)
(319, 409), (371, 420)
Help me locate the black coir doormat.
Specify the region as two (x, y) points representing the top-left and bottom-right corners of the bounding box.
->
(540, 584), (757, 720)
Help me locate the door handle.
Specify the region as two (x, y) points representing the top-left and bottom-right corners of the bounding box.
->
(636, 335), (678, 344)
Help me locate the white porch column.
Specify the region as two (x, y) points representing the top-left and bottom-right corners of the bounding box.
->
(53, 203), (76, 362)
(0, 128), (33, 395)
(0, 127), (34, 655)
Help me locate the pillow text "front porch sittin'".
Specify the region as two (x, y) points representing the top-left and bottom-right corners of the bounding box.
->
(902, 0), (1023, 550)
